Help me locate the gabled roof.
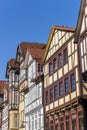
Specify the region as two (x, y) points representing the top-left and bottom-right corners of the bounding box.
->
(74, 0), (86, 43)
(24, 43), (46, 68)
(6, 58), (19, 78)
(42, 25), (75, 64)
(16, 42), (46, 63)
(0, 80), (9, 94)
(27, 44), (46, 62)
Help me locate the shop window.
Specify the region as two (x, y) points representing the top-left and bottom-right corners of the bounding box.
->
(50, 88), (53, 102)
(58, 53), (62, 68)
(70, 73), (76, 90)
(63, 48), (68, 64)
(49, 63), (53, 75)
(59, 81), (63, 97)
(53, 58), (57, 71)
(64, 78), (69, 93)
(54, 85), (58, 100)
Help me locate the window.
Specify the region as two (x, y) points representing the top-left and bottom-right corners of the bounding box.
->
(21, 111), (24, 124)
(38, 63), (43, 72)
(32, 116), (34, 130)
(50, 88), (53, 102)
(53, 58), (57, 71)
(70, 73), (76, 90)
(35, 115), (37, 129)
(46, 117), (49, 130)
(14, 114), (19, 128)
(72, 114), (77, 130)
(63, 48), (68, 64)
(46, 91), (48, 104)
(66, 116), (70, 130)
(58, 53), (62, 68)
(59, 81), (63, 96)
(15, 91), (19, 104)
(50, 120), (54, 130)
(65, 78), (69, 93)
(38, 64), (41, 72)
(49, 63), (53, 75)
(54, 85), (58, 100)
(55, 119), (59, 130)
(78, 112), (84, 130)
(60, 117), (64, 130)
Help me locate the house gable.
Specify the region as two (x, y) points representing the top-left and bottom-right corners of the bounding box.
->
(42, 26), (75, 64)
(74, 0), (86, 43)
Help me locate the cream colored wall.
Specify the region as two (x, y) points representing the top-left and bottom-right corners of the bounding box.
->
(44, 31), (80, 112)
(44, 37), (79, 88)
(9, 111), (18, 129)
(46, 30), (73, 61)
(19, 82), (25, 130)
(20, 80), (27, 92)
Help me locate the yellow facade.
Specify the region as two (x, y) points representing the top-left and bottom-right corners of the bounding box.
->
(19, 80), (28, 130)
(9, 111), (19, 130)
(43, 26), (80, 112)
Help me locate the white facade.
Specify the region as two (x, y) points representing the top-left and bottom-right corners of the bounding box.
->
(25, 55), (44, 130)
(2, 105), (8, 130)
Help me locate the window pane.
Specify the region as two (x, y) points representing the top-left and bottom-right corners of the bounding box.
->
(70, 73), (76, 90)
(66, 116), (70, 130)
(50, 88), (53, 102)
(59, 81), (63, 96)
(54, 85), (58, 99)
(63, 48), (68, 64)
(14, 114), (19, 128)
(38, 64), (41, 72)
(58, 53), (62, 67)
(53, 58), (57, 71)
(72, 115), (77, 130)
(49, 63), (53, 75)
(60, 118), (64, 130)
(46, 91), (48, 104)
(65, 78), (69, 93)
(78, 112), (84, 130)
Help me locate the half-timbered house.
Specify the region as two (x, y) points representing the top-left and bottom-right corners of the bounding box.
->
(74, 0), (87, 129)
(0, 81), (8, 130)
(6, 59), (19, 130)
(42, 25), (84, 130)
(23, 43), (46, 130)
(2, 85), (9, 130)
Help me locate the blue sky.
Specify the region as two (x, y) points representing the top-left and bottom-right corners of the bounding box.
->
(0, 0), (81, 80)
